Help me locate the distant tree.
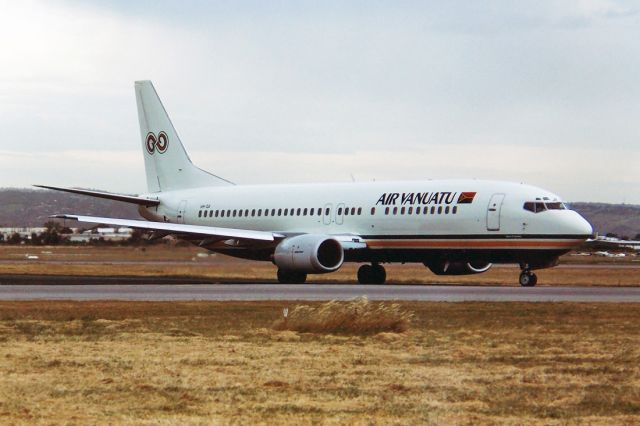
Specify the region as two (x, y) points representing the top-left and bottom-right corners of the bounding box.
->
(8, 233), (22, 244)
(40, 221), (63, 245)
(30, 232), (43, 245)
(605, 232), (618, 239)
(128, 229), (147, 245)
(44, 220), (62, 232)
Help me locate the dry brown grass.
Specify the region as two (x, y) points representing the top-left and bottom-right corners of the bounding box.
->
(1, 301), (640, 424)
(272, 297), (413, 334)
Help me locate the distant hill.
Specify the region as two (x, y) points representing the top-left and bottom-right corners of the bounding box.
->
(570, 202), (640, 239)
(0, 189), (638, 238)
(0, 188), (139, 228)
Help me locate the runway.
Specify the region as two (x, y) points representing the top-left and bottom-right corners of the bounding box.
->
(2, 282), (640, 302)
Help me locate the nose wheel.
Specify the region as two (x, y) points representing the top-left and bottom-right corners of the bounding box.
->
(357, 264), (386, 284)
(519, 270), (537, 287)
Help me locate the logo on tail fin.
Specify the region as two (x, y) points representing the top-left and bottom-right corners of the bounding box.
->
(145, 131), (169, 154)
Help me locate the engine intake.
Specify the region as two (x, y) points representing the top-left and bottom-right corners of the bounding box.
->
(274, 235), (344, 273)
(426, 261), (492, 275)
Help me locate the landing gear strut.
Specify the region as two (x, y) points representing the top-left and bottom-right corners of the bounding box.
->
(519, 270), (537, 287)
(357, 263), (386, 284)
(277, 269), (307, 284)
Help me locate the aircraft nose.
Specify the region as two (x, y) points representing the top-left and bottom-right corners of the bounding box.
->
(570, 212), (593, 237)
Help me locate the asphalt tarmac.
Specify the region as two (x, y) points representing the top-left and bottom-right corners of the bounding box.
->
(1, 277), (640, 302)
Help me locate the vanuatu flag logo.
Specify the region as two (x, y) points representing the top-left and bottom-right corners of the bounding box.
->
(457, 192), (477, 204)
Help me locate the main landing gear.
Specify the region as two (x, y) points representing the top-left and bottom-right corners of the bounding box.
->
(519, 269), (537, 287)
(277, 269), (307, 284)
(357, 264), (386, 284)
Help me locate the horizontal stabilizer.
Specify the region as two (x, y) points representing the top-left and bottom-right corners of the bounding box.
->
(51, 214), (276, 242)
(35, 185), (160, 206)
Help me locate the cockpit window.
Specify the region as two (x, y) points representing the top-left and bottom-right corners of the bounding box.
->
(545, 202), (566, 210)
(523, 201), (566, 213)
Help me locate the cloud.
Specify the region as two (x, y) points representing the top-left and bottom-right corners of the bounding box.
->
(1, 1), (639, 203)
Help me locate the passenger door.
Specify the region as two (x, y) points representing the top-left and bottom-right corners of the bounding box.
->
(486, 193), (505, 231)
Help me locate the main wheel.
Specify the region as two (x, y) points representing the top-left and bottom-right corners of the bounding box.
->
(277, 269), (307, 284)
(357, 264), (373, 284)
(371, 264), (386, 285)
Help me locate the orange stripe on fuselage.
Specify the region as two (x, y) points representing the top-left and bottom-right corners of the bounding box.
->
(365, 239), (583, 249)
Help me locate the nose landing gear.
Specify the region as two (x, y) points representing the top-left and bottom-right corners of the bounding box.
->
(519, 269), (537, 287)
(357, 263), (386, 284)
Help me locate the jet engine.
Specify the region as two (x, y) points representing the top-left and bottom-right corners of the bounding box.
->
(425, 261), (492, 275)
(273, 235), (344, 273)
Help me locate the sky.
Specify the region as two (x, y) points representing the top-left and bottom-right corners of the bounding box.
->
(0, 0), (639, 203)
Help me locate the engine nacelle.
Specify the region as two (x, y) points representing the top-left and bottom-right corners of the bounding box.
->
(426, 261), (492, 276)
(273, 235), (344, 273)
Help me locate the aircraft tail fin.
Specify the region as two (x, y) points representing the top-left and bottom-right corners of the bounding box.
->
(134, 80), (233, 193)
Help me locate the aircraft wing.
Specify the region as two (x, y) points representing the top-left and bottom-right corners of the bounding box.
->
(52, 214), (276, 242)
(35, 185), (160, 206)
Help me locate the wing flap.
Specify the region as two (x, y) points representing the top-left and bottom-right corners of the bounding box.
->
(52, 214), (275, 242)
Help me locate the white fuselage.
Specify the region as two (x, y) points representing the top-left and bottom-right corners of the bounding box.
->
(139, 179), (592, 266)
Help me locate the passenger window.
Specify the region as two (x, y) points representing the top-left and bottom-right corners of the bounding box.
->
(227, 210), (231, 217)
(284, 209), (288, 216)
(325, 208), (330, 216)
(393, 207), (398, 215)
(303, 208), (308, 216)
(452, 206), (457, 214)
(438, 206), (442, 214)
(385, 207), (390, 215)
(357, 207), (362, 215)
(338, 207), (343, 215)
(351, 207), (355, 215)
(239, 210), (243, 217)
(264, 209), (269, 217)
(297, 208), (301, 216)
(408, 207), (413, 214)
(445, 206), (450, 214)
(371, 207), (375, 215)
(198, 210), (202, 218)
(271, 209), (276, 216)
(209, 210), (213, 217)
(215, 210), (219, 217)
(400, 207), (405, 215)
(344, 208), (348, 216)
(310, 208), (314, 216)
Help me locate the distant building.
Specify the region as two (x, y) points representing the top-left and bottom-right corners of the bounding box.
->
(0, 226), (132, 243)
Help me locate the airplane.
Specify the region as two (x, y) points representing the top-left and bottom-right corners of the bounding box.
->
(38, 80), (594, 287)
